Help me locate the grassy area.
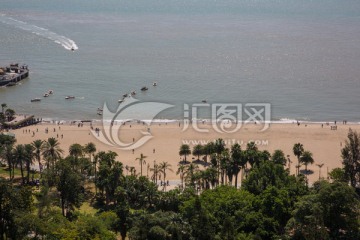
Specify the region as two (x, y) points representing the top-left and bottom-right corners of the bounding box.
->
(79, 202), (98, 215)
(0, 166), (40, 179)
(0, 166), (21, 177)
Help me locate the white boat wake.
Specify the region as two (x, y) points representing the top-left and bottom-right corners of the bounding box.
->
(0, 14), (78, 51)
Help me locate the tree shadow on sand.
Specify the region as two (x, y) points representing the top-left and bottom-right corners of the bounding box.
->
(192, 159), (211, 167)
(299, 169), (314, 175)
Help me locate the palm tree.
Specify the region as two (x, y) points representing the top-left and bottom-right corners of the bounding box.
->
(293, 143), (304, 175)
(159, 161), (173, 190)
(300, 151), (314, 173)
(271, 150), (287, 166)
(192, 144), (203, 161)
(316, 163), (324, 180)
(214, 138), (225, 155)
(184, 163), (199, 187)
(295, 164), (301, 176)
(135, 153), (147, 176)
(32, 140), (43, 175)
(147, 163), (150, 178)
(231, 143), (242, 188)
(219, 149), (230, 185)
(69, 143), (83, 159)
(176, 164), (187, 189)
(24, 144), (35, 183)
(1, 144), (14, 180)
(83, 142), (96, 161)
(4, 108), (15, 121)
(203, 142), (215, 163)
(42, 137), (63, 169)
(84, 142), (97, 191)
(13, 144), (25, 184)
(203, 167), (218, 189)
(179, 144), (191, 163)
(150, 161), (159, 184)
(245, 142), (259, 167)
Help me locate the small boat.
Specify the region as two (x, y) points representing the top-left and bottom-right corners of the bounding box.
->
(118, 99), (124, 103)
(141, 86), (148, 91)
(123, 93), (128, 98)
(31, 98), (41, 102)
(131, 91), (136, 96)
(71, 47), (75, 51)
(97, 112), (102, 116)
(152, 82), (157, 86)
(97, 108), (103, 112)
(65, 96), (75, 99)
(202, 100), (207, 103)
(48, 90), (54, 94)
(44, 93), (49, 97)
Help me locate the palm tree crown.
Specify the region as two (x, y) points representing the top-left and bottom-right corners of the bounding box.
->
(42, 137), (63, 168)
(135, 153), (147, 176)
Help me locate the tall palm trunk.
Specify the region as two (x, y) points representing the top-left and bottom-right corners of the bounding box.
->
(94, 159), (97, 194)
(163, 171), (166, 191)
(61, 196), (66, 217)
(11, 163), (15, 180)
(234, 169), (239, 188)
(7, 159), (12, 180)
(140, 160), (143, 176)
(19, 161), (24, 184)
(26, 160), (31, 183)
(37, 155), (42, 176)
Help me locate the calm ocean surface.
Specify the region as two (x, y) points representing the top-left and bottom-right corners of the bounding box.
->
(0, 0), (360, 122)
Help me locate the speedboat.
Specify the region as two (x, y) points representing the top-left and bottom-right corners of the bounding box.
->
(152, 82), (157, 86)
(65, 96), (75, 99)
(141, 86), (148, 91)
(31, 98), (41, 102)
(44, 93), (49, 97)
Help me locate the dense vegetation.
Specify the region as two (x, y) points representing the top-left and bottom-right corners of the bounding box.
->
(0, 129), (360, 239)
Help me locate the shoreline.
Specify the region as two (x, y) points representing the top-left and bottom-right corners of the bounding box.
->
(5, 117), (360, 186)
(33, 115), (360, 126)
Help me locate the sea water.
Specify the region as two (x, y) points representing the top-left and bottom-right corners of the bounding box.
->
(0, 0), (360, 122)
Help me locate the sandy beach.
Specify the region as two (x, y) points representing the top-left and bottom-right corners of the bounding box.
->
(9, 120), (359, 185)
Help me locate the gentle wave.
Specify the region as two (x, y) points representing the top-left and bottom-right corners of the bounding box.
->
(36, 118), (360, 125)
(0, 14), (78, 51)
